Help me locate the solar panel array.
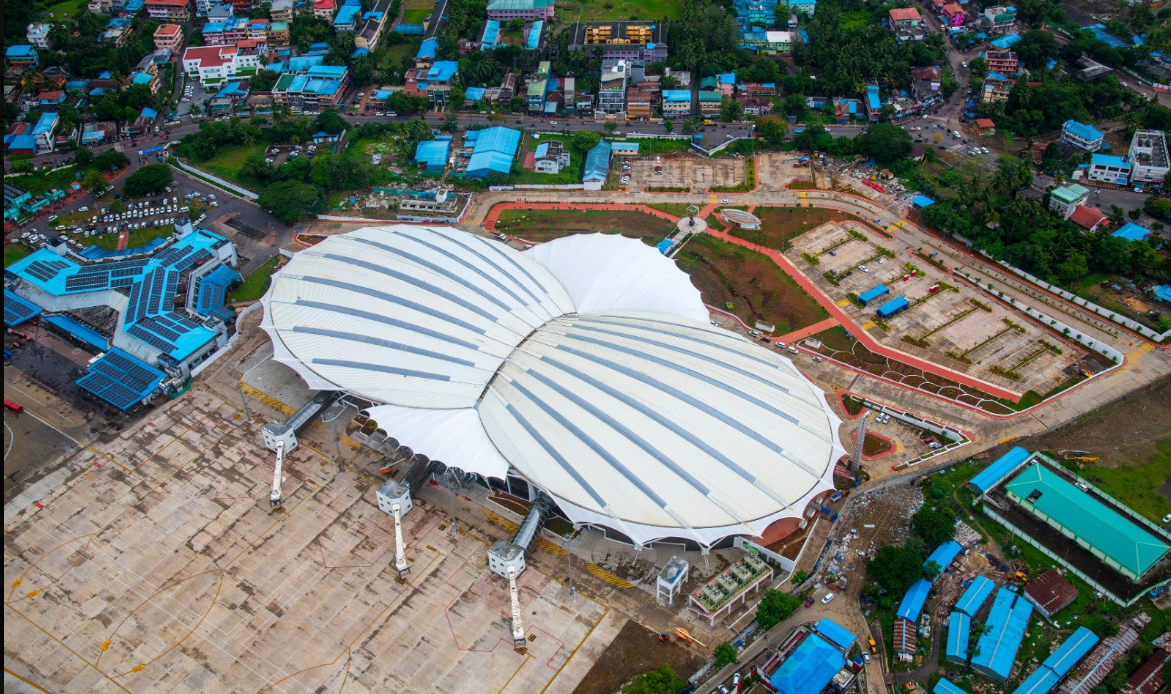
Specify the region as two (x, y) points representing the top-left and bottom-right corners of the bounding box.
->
(63, 258), (150, 292)
(4, 290), (43, 328)
(76, 349), (165, 411)
(24, 259), (70, 282)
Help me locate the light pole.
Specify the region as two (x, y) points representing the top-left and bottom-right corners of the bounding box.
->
(565, 535), (580, 597)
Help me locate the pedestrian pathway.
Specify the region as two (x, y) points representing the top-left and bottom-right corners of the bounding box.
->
(775, 317), (840, 344)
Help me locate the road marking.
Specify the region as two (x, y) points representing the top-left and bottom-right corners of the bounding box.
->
(584, 563), (634, 588)
(837, 299), (852, 307)
(862, 322), (876, 330)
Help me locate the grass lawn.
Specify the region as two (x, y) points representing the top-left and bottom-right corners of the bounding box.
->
(732, 206), (854, 250)
(90, 224), (175, 251)
(7, 166), (81, 197)
(623, 137), (691, 156)
(378, 38), (421, 70)
(494, 208), (674, 245)
(5, 243), (34, 267)
(229, 256), (280, 303)
(193, 144), (266, 188)
(675, 233), (830, 334)
(1080, 440), (1171, 524)
(42, 0), (84, 17)
(510, 134), (583, 185)
(555, 0), (683, 21)
(54, 210), (98, 227)
(401, 9), (430, 23)
(646, 203), (693, 218)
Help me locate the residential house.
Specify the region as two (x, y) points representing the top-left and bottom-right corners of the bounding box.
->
(889, 7), (926, 41)
(982, 71), (1013, 103)
(940, 3), (964, 27)
(864, 84), (882, 122)
(271, 65), (348, 112)
(145, 0), (192, 22)
(129, 70), (162, 93)
(975, 118), (996, 135)
(1069, 205), (1109, 231)
(564, 22), (668, 62)
(738, 95), (771, 116)
(533, 140), (570, 173)
(37, 90), (66, 111)
(224, 0), (251, 14)
(1127, 130), (1168, 185)
(31, 111), (58, 153)
(1060, 119), (1104, 152)
(911, 65), (941, 94)
(625, 86), (655, 120)
(1086, 153), (1132, 185)
(247, 18), (269, 40)
(333, 0), (361, 30)
(313, 0), (335, 19)
(127, 106), (158, 136)
(81, 121), (118, 145)
(414, 37), (437, 68)
(527, 61), (550, 112)
(739, 30), (791, 55)
(89, 0), (112, 14)
(101, 17), (133, 45)
(697, 90), (721, 116)
(26, 24), (52, 49)
(203, 17), (247, 45)
(206, 3), (232, 20)
(182, 45), (263, 84)
(834, 97), (864, 123)
(1048, 184), (1089, 219)
(268, 21), (289, 46)
(562, 76), (575, 113)
(270, 0), (292, 22)
(662, 89), (692, 118)
(984, 50), (1018, 75)
(486, 0), (554, 22)
(421, 60), (457, 108)
(598, 59), (629, 117)
(981, 5), (1016, 34)
(154, 23), (184, 51)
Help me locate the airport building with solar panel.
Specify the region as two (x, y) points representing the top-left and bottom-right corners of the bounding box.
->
(260, 224), (846, 551)
(4, 221), (240, 411)
(971, 447), (1171, 606)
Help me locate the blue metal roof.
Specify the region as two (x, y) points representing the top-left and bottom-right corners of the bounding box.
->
(464, 86), (486, 101)
(31, 112), (58, 137)
(925, 540), (962, 579)
(990, 33), (1021, 48)
(663, 89), (691, 102)
(307, 64), (347, 78)
(1011, 667), (1060, 694)
(1063, 119), (1103, 142)
(415, 139), (450, 169)
(141, 107), (158, 119)
(955, 575), (995, 616)
(4, 289), (43, 328)
(77, 349), (166, 411)
(814, 618), (855, 651)
(534, 141), (549, 159)
(1042, 627), (1099, 677)
(946, 612), (970, 663)
(333, 2), (360, 24)
(195, 264), (240, 320)
(656, 239), (675, 254)
(934, 678), (970, 694)
(6, 45), (37, 58)
(416, 37), (438, 60)
(969, 446), (1031, 494)
(858, 285), (890, 304)
(1112, 222), (1150, 241)
(876, 296), (909, 317)
(770, 633), (846, 694)
(1155, 285), (1171, 303)
(972, 589), (1032, 681)
(132, 71), (155, 85)
(427, 60), (458, 82)
(481, 19), (500, 49)
(466, 127), (520, 178)
(42, 314), (110, 351)
(1090, 153), (1128, 168)
(525, 20), (542, 49)
(584, 140), (611, 182)
(866, 84), (881, 110)
(897, 579), (931, 621)
(611, 142), (639, 153)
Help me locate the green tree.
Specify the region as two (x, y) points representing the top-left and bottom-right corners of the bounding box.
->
(713, 641), (738, 668)
(756, 116), (788, 146)
(572, 130), (602, 152)
(623, 664), (685, 694)
(94, 150), (130, 171)
(122, 164), (173, 197)
(1015, 30), (1059, 70)
(240, 153), (273, 184)
(756, 589), (801, 631)
(82, 170), (110, 193)
(853, 123), (913, 164)
(662, 118), (673, 134)
(251, 70), (279, 91)
(258, 180), (324, 224)
(74, 147), (94, 167)
(11, 159), (34, 174)
(720, 96), (743, 123)
(604, 122), (618, 134)
(790, 569), (809, 585)
(911, 504), (956, 551)
(1144, 196), (1171, 220)
(448, 86), (465, 111)
(867, 541), (928, 597)
(1056, 252), (1089, 282)
(313, 108), (348, 135)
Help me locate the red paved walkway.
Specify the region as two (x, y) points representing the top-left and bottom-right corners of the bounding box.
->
(775, 317), (839, 344)
(705, 228), (1021, 402)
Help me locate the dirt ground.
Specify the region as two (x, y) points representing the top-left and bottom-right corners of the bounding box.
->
(569, 619), (706, 694)
(492, 208), (675, 245)
(730, 207), (861, 250)
(628, 156), (746, 193)
(675, 232), (830, 334)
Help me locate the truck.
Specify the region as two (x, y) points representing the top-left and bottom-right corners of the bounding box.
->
(869, 638), (877, 654)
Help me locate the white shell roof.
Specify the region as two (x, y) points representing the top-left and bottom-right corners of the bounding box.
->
(262, 225), (843, 546)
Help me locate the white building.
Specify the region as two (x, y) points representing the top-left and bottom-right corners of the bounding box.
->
(598, 58), (629, 117)
(181, 45), (262, 85)
(1048, 184), (1089, 219)
(26, 23), (52, 49)
(1086, 154), (1132, 185)
(533, 140), (570, 174)
(1127, 130), (1168, 185)
(1059, 120), (1104, 153)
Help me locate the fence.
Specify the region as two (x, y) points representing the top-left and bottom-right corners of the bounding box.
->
(171, 160), (259, 201)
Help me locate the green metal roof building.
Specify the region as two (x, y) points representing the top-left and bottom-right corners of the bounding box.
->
(1005, 464), (1169, 580)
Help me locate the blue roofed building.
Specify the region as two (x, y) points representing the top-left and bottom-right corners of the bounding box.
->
(1087, 153), (1132, 185)
(865, 84), (882, 122)
(77, 349), (167, 411)
(897, 579), (931, 621)
(415, 37), (438, 67)
(1012, 667), (1060, 694)
(4, 288), (43, 328)
(333, 0), (361, 30)
(934, 678), (970, 694)
(790, 0), (816, 15)
(770, 631), (847, 694)
(1155, 285), (1171, 303)
(42, 314), (111, 351)
(662, 89), (693, 118)
(969, 446), (1031, 495)
(955, 575), (995, 616)
(1042, 627), (1099, 677)
(990, 33), (1021, 49)
(481, 20), (501, 50)
(814, 618), (855, 651)
(858, 285), (890, 306)
(912, 195), (935, 208)
(193, 264), (240, 321)
(583, 139), (611, 188)
(31, 111), (59, 154)
(1060, 120), (1105, 152)
(525, 20), (544, 50)
(1112, 222), (1151, 242)
(6, 45), (39, 68)
(925, 540), (963, 580)
(415, 139), (451, 172)
(464, 86), (486, 102)
(465, 127), (520, 179)
(971, 589), (1032, 681)
(946, 612), (970, 664)
(264, 55), (326, 73)
(272, 65), (349, 112)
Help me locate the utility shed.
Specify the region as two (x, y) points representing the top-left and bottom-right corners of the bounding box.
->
(858, 284), (890, 306)
(896, 579), (931, 622)
(955, 575), (995, 616)
(876, 296), (909, 318)
(1022, 569), (1078, 619)
(945, 612), (970, 664)
(968, 446), (1031, 495)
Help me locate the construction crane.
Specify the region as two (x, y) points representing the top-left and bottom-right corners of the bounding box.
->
(393, 503), (409, 577)
(269, 440), (285, 510)
(508, 566), (527, 648)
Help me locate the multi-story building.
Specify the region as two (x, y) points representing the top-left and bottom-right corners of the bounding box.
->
(271, 64), (348, 112)
(697, 90), (722, 116)
(182, 44), (263, 84)
(88, 0), (112, 14)
(26, 24), (52, 49)
(247, 18), (269, 40)
(790, 0), (815, 15)
(145, 0), (192, 21)
(741, 30), (791, 55)
(1048, 184), (1089, 219)
(982, 71), (1013, 103)
(533, 140), (570, 174)
(224, 0), (251, 14)
(153, 24), (184, 51)
(268, 21), (289, 46)
(1060, 119), (1104, 152)
(888, 7), (925, 40)
(564, 22), (668, 62)
(333, 0), (360, 29)
(661, 89), (691, 118)
(940, 2), (964, 27)
(864, 84), (882, 122)
(983, 50), (1018, 75)
(625, 87), (655, 120)
(598, 59), (628, 117)
(31, 111), (58, 153)
(982, 5), (1016, 34)
(313, 0), (335, 18)
(270, 0), (292, 22)
(206, 2), (232, 20)
(485, 0), (554, 22)
(101, 17), (133, 45)
(1086, 154), (1132, 185)
(1127, 130), (1168, 185)
(202, 17), (247, 45)
(738, 95), (771, 116)
(5, 45), (39, 68)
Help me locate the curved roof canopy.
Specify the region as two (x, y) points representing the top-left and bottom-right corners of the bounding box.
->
(262, 226), (843, 546)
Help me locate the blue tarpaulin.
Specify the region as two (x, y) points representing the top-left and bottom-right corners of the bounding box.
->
(911, 195), (935, 208)
(656, 239), (675, 254)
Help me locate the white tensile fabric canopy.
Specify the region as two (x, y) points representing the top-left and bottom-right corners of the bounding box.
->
(261, 225), (844, 547)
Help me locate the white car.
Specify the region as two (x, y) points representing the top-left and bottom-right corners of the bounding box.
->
(821, 592), (835, 604)
(721, 198), (729, 204)
(1163, 514), (1171, 523)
